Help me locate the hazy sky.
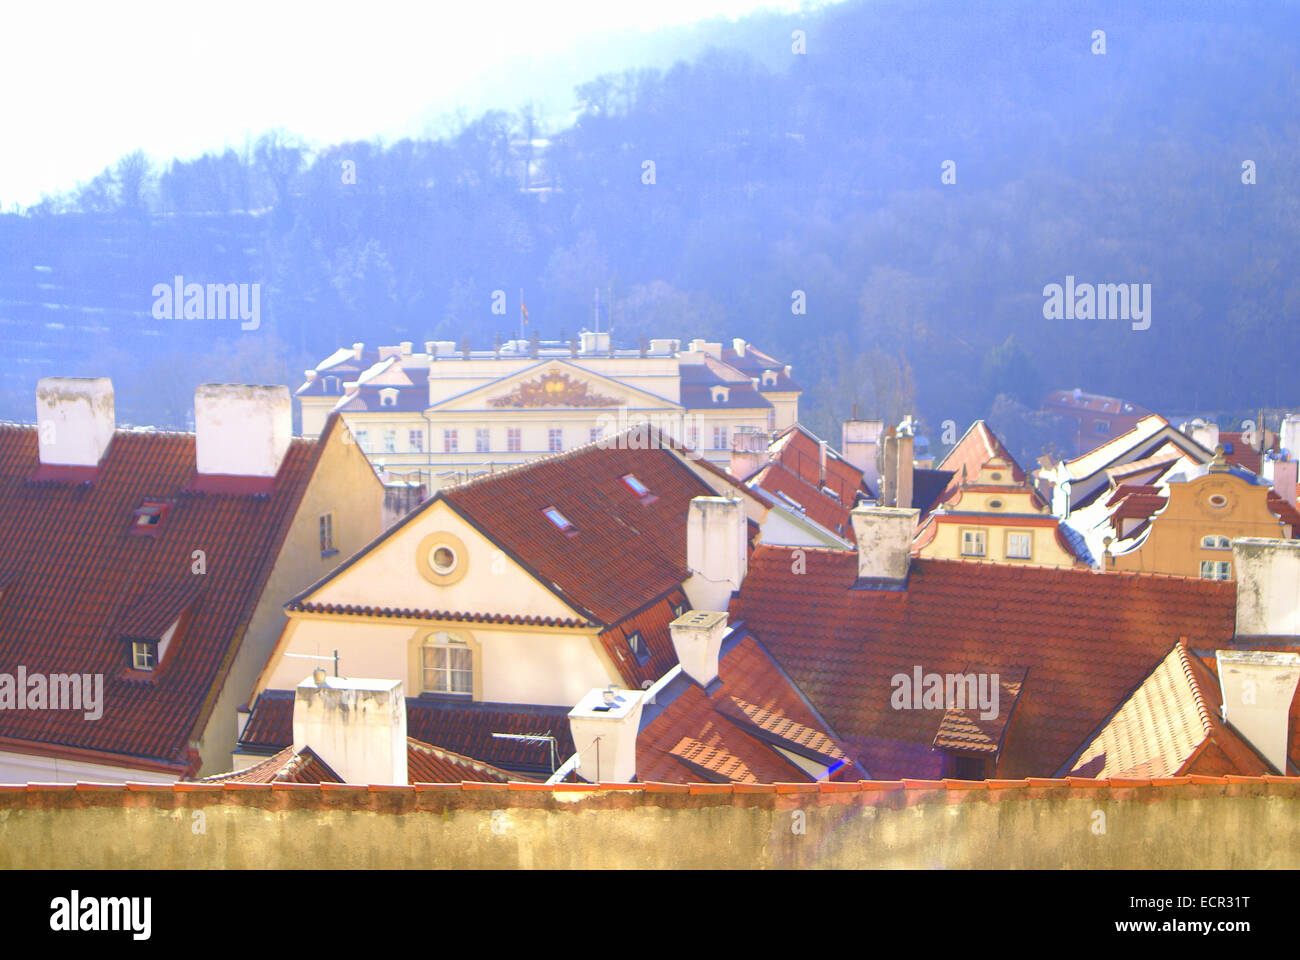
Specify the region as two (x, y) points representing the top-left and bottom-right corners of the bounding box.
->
(0, 0), (814, 208)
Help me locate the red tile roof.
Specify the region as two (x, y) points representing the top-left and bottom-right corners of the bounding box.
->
(932, 666), (1028, 756)
(637, 633), (856, 783)
(206, 737), (521, 784)
(598, 589), (689, 688)
(1220, 432), (1263, 473)
(1067, 642), (1270, 778)
(0, 423), (326, 775)
(749, 426), (870, 539)
(735, 547), (1237, 779)
(938, 420), (1027, 490)
(441, 439), (719, 625)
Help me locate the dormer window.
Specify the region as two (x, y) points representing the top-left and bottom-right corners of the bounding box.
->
(710, 385), (730, 404)
(379, 388), (399, 407)
(324, 376), (340, 392)
(543, 506), (574, 532)
(131, 640), (157, 671)
(130, 501), (171, 537)
(626, 631), (652, 666)
(761, 369), (778, 387)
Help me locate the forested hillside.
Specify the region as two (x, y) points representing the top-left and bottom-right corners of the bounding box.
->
(2, 0), (1297, 455)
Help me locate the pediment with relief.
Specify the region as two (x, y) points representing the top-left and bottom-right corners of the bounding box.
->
(488, 370), (623, 408)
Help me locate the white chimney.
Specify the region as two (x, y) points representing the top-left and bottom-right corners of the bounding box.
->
(685, 495), (748, 610)
(292, 675), (408, 785)
(879, 424), (915, 509)
(1215, 650), (1300, 772)
(1183, 418), (1220, 453)
(842, 418), (884, 492)
(729, 430), (769, 481)
(670, 610), (728, 687)
(1264, 457), (1299, 509)
(568, 686), (644, 783)
(195, 384), (292, 477)
(35, 376), (115, 468)
(304, 369), (317, 382)
(580, 331), (611, 355)
(818, 439), (828, 485)
(1233, 538), (1300, 638)
(399, 341), (413, 356)
(850, 504), (919, 585)
(352, 341), (364, 362)
(1282, 415), (1300, 460)
(732, 338), (747, 357)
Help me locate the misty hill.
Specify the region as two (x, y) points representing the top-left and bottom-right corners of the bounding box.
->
(2, 0), (1297, 460)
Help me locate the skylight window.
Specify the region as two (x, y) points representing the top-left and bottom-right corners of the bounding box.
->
(621, 473), (653, 500)
(130, 501), (171, 537)
(543, 506), (574, 531)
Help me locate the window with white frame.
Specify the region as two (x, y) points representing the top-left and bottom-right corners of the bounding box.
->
(712, 426), (728, 450)
(443, 429), (458, 453)
(422, 633), (473, 695)
(548, 428), (563, 452)
(1200, 560), (1232, 581)
(354, 429), (370, 452)
(382, 429), (397, 453)
(132, 640), (157, 671)
(1201, 535), (1231, 550)
(475, 428), (490, 453)
(408, 429), (424, 453)
(507, 428), (522, 452)
(961, 529), (987, 557)
(1007, 532), (1032, 559)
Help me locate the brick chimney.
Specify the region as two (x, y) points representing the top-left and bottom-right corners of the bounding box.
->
(850, 504), (919, 587)
(1233, 538), (1300, 639)
(685, 495), (748, 610)
(292, 675), (408, 785)
(568, 686), (645, 782)
(35, 377), (115, 468)
(841, 418), (884, 492)
(670, 610), (728, 687)
(195, 384), (292, 478)
(1215, 650), (1300, 772)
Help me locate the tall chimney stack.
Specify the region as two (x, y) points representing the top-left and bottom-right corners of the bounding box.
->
(685, 496), (748, 611)
(36, 377), (115, 468)
(1233, 538), (1300, 639)
(850, 504), (919, 587)
(568, 686), (644, 783)
(842, 418), (884, 494)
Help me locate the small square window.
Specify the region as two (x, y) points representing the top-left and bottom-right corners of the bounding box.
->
(1200, 560), (1231, 581)
(1007, 532), (1031, 559)
(132, 640), (157, 671)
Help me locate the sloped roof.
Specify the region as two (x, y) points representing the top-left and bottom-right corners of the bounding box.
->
(735, 547), (1237, 780)
(637, 631), (857, 784)
(938, 420), (1027, 487)
(1066, 642), (1270, 778)
(0, 422), (326, 774)
(205, 737), (521, 784)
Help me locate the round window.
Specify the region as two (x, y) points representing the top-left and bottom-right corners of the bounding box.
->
(1208, 494), (1228, 509)
(991, 472), (1002, 481)
(431, 546), (458, 574)
(989, 499), (1003, 509)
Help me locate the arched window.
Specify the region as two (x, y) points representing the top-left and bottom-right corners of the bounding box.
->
(422, 632), (473, 695)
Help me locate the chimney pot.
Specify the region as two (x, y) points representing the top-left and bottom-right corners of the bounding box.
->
(352, 342), (364, 361)
(1233, 538), (1300, 638)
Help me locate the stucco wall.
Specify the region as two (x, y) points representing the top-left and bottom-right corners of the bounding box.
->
(2, 778), (1297, 869)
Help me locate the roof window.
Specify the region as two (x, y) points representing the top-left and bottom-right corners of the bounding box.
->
(130, 500), (172, 537)
(543, 506), (574, 532)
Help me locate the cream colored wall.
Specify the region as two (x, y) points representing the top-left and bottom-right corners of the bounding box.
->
(192, 420), (386, 777)
(260, 615), (619, 707)
(304, 499), (578, 621)
(0, 750), (179, 785)
(918, 521), (1075, 568)
(299, 397), (334, 438)
(1113, 473), (1289, 578)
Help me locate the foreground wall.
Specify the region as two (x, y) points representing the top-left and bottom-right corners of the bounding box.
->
(2, 776), (1298, 869)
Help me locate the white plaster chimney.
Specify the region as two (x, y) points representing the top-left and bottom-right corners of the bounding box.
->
(194, 383), (292, 477)
(1282, 415), (1300, 460)
(728, 430), (769, 481)
(685, 495), (748, 611)
(35, 377), (115, 468)
(568, 686), (644, 783)
(1182, 418), (1220, 453)
(292, 675), (408, 785)
(670, 610), (729, 687)
(850, 504), (919, 585)
(1233, 538), (1300, 638)
(1264, 457), (1299, 509)
(1215, 650), (1300, 772)
(732, 338), (747, 357)
(842, 418), (884, 492)
(818, 439), (829, 485)
(352, 341), (364, 362)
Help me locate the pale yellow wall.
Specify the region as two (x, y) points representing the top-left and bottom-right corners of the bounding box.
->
(1112, 473), (1289, 579)
(918, 521), (1075, 569)
(260, 614), (619, 707)
(192, 420), (386, 776)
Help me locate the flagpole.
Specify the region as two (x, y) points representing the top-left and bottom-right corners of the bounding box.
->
(519, 288), (523, 341)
